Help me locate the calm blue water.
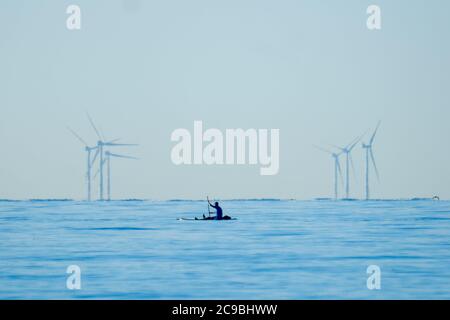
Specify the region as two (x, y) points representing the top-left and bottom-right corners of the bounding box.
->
(0, 200), (449, 299)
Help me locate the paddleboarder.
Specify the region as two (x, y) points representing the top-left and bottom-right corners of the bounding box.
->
(200, 198), (232, 220)
(207, 199), (223, 220)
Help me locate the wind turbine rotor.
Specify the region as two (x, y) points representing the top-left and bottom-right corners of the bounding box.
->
(329, 143), (346, 153)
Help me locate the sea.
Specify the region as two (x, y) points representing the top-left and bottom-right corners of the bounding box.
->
(0, 199), (449, 299)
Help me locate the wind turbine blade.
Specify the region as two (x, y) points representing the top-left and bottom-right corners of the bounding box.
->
(370, 149), (380, 181)
(345, 137), (357, 150)
(99, 127), (106, 142)
(336, 159), (344, 186)
(108, 153), (138, 160)
(349, 153), (357, 182)
(329, 144), (346, 152)
(92, 159), (107, 180)
(91, 148), (100, 165)
(86, 112), (102, 141)
(313, 145), (332, 155)
(349, 141), (358, 152)
(370, 121), (381, 145)
(348, 135), (364, 152)
(67, 127), (88, 146)
(93, 167), (100, 180)
(103, 143), (139, 147)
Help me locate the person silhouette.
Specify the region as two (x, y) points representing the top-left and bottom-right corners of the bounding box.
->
(202, 199), (232, 220)
(206, 200), (223, 220)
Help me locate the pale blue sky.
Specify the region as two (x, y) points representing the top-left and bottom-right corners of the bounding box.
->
(1, 0), (449, 200)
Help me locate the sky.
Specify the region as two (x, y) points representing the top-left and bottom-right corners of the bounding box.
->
(0, 0), (449, 200)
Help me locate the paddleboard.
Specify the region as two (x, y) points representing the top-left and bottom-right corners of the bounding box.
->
(177, 217), (237, 221)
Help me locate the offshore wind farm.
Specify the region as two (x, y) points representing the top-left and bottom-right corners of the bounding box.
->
(68, 114), (138, 201)
(315, 122), (382, 201)
(59, 119), (438, 202)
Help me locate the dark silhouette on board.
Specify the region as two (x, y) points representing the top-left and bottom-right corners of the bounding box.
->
(200, 198), (231, 220)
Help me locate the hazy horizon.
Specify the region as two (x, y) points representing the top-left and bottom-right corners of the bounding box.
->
(1, 0), (450, 200)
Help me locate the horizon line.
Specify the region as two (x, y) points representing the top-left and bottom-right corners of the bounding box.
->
(0, 197), (445, 202)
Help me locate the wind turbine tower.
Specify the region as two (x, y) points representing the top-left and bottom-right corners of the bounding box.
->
(85, 115), (105, 200)
(67, 127), (98, 201)
(335, 136), (362, 199)
(104, 151), (138, 201)
(362, 122), (381, 200)
(315, 146), (343, 200)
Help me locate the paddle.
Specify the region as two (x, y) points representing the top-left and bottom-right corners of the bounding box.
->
(207, 196), (212, 218)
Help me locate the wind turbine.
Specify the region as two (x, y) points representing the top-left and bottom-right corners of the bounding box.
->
(86, 113), (138, 200)
(334, 135), (363, 199)
(104, 151), (138, 201)
(67, 127), (98, 201)
(362, 122), (381, 200)
(315, 146), (344, 200)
